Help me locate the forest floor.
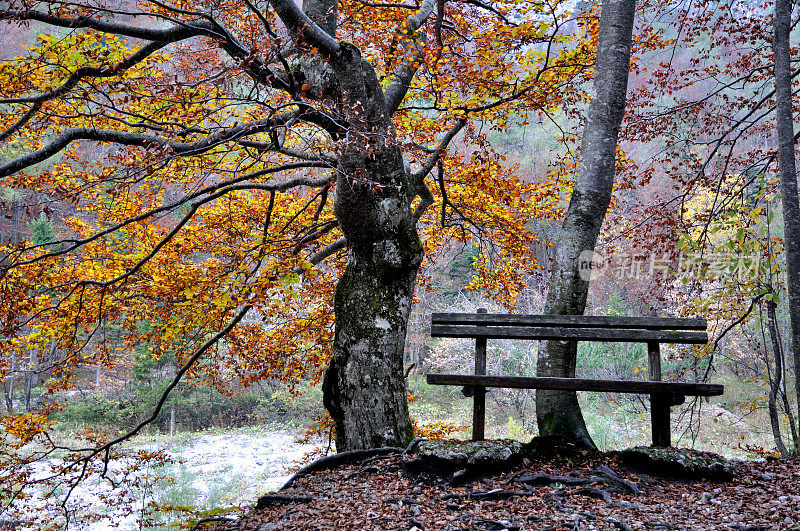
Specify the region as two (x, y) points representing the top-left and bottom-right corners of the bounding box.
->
(208, 446), (800, 531)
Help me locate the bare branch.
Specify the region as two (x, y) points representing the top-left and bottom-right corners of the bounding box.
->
(236, 138), (338, 163)
(406, 0), (438, 30)
(2, 10), (221, 44)
(412, 178), (435, 221)
(243, 0), (280, 37)
(457, 0), (514, 25)
(307, 237), (346, 265)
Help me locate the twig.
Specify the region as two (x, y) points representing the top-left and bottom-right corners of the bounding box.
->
(440, 489), (529, 501)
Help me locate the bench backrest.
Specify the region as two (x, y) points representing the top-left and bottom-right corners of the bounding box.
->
(430, 313), (708, 344)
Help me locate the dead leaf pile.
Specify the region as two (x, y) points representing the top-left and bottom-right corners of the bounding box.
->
(208, 450), (800, 530)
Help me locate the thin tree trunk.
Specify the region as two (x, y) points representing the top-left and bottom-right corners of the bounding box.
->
(766, 300), (789, 456)
(774, 0), (800, 444)
(781, 364), (798, 446)
(10, 199), (20, 246)
(1, 381), (10, 413)
(23, 369), (32, 412)
(24, 347), (40, 412)
(536, 0), (636, 449)
(4, 354), (15, 413)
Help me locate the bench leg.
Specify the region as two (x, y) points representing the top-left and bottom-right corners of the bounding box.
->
(472, 311), (488, 442)
(473, 386), (486, 441)
(650, 393), (671, 447)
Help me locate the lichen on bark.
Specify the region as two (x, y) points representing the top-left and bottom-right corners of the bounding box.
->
(316, 30), (421, 451)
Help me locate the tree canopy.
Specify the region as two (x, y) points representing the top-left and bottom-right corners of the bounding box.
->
(3, 0), (800, 527)
(0, 0), (601, 524)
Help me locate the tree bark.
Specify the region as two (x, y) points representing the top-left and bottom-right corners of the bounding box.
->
(303, 0), (337, 37)
(535, 0), (636, 449)
(766, 300), (789, 456)
(3, 353), (15, 413)
(303, 1), (419, 450)
(773, 0), (800, 446)
(24, 347), (41, 412)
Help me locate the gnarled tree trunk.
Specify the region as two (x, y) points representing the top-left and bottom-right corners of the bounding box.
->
(535, 0), (636, 449)
(304, 6), (419, 451)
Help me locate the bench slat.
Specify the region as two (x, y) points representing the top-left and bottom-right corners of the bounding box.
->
(431, 324), (708, 344)
(431, 313), (707, 331)
(426, 373), (724, 396)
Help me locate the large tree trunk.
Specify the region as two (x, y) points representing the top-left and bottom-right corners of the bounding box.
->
(535, 0), (636, 448)
(309, 8), (419, 451)
(773, 0), (800, 444)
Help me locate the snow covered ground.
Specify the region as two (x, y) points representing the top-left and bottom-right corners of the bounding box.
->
(170, 429), (322, 494)
(5, 428), (324, 530)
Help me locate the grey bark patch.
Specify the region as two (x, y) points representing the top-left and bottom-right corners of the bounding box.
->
(618, 447), (739, 481)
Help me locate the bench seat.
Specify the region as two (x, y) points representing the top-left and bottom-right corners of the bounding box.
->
(426, 373), (723, 396)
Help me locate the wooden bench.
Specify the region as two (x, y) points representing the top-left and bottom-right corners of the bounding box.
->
(425, 309), (724, 447)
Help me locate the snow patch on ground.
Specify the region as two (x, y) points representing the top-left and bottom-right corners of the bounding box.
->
(5, 428), (323, 531)
(174, 429), (322, 493)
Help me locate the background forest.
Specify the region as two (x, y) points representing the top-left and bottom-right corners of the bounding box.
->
(1, 0), (799, 528)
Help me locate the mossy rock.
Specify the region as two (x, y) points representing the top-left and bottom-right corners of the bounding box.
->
(618, 447), (739, 481)
(523, 434), (591, 461)
(403, 439), (525, 483)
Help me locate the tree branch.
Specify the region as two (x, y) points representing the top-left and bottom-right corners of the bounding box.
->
(383, 0), (437, 114)
(0, 102), (41, 143)
(411, 118), (465, 180)
(0, 112), (300, 178)
(0, 41), (170, 105)
(0, 161), (330, 274)
(2, 9), (293, 92)
(66, 304), (251, 454)
(267, 0), (340, 57)
(307, 237), (346, 265)
(2, 10), (221, 43)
